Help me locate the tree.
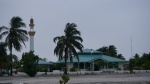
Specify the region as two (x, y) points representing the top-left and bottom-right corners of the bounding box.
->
(129, 58), (134, 74)
(0, 42), (7, 75)
(141, 53), (150, 70)
(107, 45), (117, 57)
(128, 53), (150, 70)
(0, 16), (28, 75)
(7, 54), (19, 72)
(133, 54), (142, 70)
(21, 51), (39, 77)
(97, 45), (117, 57)
(97, 45), (125, 60)
(39, 57), (47, 61)
(53, 23), (83, 74)
(117, 54), (125, 60)
(97, 46), (108, 55)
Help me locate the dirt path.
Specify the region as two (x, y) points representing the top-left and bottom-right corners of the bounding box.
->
(0, 73), (150, 84)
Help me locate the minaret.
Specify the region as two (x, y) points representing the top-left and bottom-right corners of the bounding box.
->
(28, 18), (36, 51)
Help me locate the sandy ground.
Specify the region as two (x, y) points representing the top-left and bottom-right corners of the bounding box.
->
(0, 73), (150, 84)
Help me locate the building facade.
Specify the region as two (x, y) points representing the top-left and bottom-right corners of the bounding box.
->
(58, 49), (127, 71)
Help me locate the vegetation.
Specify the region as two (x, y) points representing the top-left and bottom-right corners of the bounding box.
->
(38, 57), (49, 72)
(7, 54), (19, 74)
(39, 57), (48, 61)
(52, 63), (62, 71)
(129, 58), (134, 74)
(97, 45), (125, 60)
(38, 65), (49, 72)
(70, 67), (79, 72)
(53, 23), (83, 75)
(0, 16), (28, 75)
(59, 74), (70, 84)
(95, 60), (106, 70)
(128, 53), (150, 71)
(0, 43), (20, 75)
(21, 51), (39, 77)
(0, 42), (7, 76)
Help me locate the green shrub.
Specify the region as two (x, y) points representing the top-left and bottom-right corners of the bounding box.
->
(59, 74), (70, 84)
(70, 67), (78, 72)
(38, 65), (48, 72)
(21, 51), (39, 77)
(17, 68), (24, 72)
(116, 68), (121, 70)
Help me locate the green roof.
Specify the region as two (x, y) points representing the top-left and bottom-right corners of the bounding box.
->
(57, 49), (127, 63)
(88, 55), (127, 62)
(78, 49), (103, 54)
(57, 55), (127, 63)
(38, 60), (53, 65)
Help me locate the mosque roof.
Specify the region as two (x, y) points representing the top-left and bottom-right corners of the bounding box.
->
(57, 49), (127, 63)
(38, 60), (53, 65)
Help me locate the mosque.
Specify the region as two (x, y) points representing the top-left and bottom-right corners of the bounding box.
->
(57, 49), (127, 71)
(28, 18), (127, 71)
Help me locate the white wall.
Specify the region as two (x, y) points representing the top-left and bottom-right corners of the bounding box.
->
(118, 62), (124, 70)
(67, 63), (73, 70)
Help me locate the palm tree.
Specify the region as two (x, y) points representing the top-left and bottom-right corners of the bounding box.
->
(0, 42), (7, 75)
(97, 46), (108, 55)
(0, 16), (28, 75)
(117, 54), (125, 60)
(108, 45), (117, 57)
(53, 23), (83, 74)
(97, 45), (117, 57)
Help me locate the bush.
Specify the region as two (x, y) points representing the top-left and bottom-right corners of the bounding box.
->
(21, 51), (39, 77)
(52, 64), (62, 70)
(59, 75), (70, 84)
(38, 65), (48, 72)
(116, 68), (121, 70)
(17, 68), (24, 72)
(70, 67), (78, 72)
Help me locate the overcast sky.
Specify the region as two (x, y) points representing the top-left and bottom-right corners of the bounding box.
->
(0, 0), (150, 62)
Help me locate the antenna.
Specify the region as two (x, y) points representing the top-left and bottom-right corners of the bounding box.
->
(130, 37), (133, 57)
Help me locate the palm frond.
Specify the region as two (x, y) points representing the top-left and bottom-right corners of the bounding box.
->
(71, 36), (83, 43)
(16, 29), (28, 47)
(54, 42), (62, 55)
(0, 26), (9, 40)
(69, 45), (79, 62)
(53, 36), (65, 43)
(13, 38), (22, 51)
(71, 40), (83, 53)
(71, 30), (81, 36)
(0, 31), (9, 40)
(10, 16), (26, 28)
(0, 26), (9, 32)
(0, 42), (7, 57)
(58, 45), (65, 60)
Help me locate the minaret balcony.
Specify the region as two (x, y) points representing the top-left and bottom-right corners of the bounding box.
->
(28, 31), (36, 36)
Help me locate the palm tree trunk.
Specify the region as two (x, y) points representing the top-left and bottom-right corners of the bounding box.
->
(0, 68), (2, 76)
(64, 56), (67, 75)
(10, 48), (12, 76)
(64, 48), (68, 75)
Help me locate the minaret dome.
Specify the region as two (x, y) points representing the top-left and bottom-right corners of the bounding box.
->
(30, 18), (34, 24)
(29, 18), (34, 29)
